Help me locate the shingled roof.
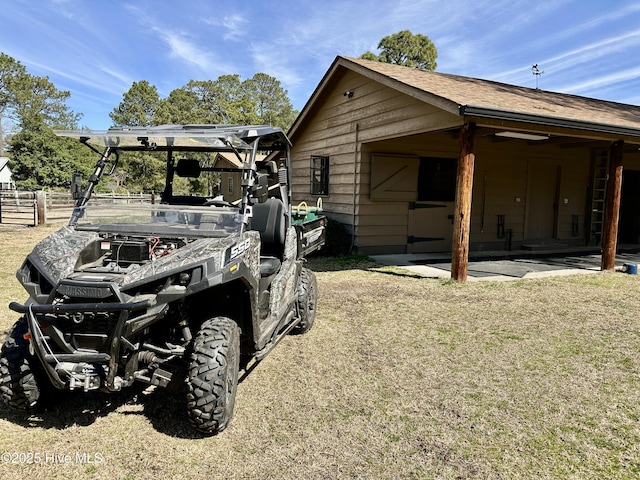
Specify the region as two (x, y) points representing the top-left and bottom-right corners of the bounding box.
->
(291, 56), (640, 141)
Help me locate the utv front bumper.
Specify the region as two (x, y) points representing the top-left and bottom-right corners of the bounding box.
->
(9, 300), (151, 391)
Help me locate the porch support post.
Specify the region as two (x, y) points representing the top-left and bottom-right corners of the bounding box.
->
(451, 122), (476, 282)
(601, 140), (624, 271)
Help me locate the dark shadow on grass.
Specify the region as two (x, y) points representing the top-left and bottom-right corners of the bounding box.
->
(0, 383), (220, 439)
(137, 385), (207, 439)
(0, 362), (261, 439)
(304, 253), (381, 272)
(0, 383), (146, 430)
(305, 253), (450, 281)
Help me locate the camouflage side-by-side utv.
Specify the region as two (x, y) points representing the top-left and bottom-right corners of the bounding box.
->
(0, 125), (326, 434)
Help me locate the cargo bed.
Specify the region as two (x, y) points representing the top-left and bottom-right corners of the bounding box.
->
(292, 204), (326, 257)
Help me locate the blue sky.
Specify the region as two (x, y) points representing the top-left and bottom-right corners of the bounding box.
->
(1, 0), (639, 130)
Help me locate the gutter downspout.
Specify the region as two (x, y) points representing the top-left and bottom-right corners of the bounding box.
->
(350, 123), (360, 253)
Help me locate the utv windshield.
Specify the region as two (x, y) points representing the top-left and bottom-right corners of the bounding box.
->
(73, 203), (243, 238)
(55, 125), (291, 234)
(54, 125), (290, 151)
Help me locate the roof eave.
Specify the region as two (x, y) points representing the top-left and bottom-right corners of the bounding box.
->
(288, 57), (344, 140)
(288, 56), (461, 140)
(460, 105), (640, 140)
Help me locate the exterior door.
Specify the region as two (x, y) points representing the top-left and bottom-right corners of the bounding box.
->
(527, 161), (559, 240)
(619, 170), (640, 244)
(407, 156), (458, 253)
(408, 202), (455, 253)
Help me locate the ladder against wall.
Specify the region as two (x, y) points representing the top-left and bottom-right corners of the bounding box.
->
(587, 150), (608, 246)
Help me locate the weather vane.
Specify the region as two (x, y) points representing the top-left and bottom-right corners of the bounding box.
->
(532, 64), (544, 89)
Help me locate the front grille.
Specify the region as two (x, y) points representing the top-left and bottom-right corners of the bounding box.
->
(45, 311), (120, 335)
(11, 298), (150, 354)
(37, 310), (121, 354)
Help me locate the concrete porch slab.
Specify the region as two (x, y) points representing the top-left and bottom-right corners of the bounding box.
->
(370, 248), (640, 282)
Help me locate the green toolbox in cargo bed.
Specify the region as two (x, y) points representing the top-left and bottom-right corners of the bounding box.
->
(292, 200), (326, 257)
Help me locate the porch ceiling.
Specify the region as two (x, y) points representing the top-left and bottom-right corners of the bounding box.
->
(435, 125), (640, 155)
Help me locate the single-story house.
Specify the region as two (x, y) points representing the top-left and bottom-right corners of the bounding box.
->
(215, 152), (243, 203)
(0, 157), (15, 190)
(215, 152), (267, 204)
(288, 56), (640, 280)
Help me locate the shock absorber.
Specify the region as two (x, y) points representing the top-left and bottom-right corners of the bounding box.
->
(177, 303), (192, 344)
(137, 351), (157, 364)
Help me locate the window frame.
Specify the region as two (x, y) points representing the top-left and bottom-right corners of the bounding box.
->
(310, 155), (330, 196)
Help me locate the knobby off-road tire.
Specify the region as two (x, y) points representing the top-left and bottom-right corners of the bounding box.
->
(186, 316), (240, 434)
(0, 317), (42, 409)
(292, 268), (317, 335)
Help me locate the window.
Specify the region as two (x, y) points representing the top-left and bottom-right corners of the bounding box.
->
(228, 177), (233, 193)
(417, 157), (457, 201)
(310, 155), (329, 195)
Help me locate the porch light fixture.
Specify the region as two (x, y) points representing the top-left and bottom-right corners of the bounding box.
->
(495, 131), (549, 141)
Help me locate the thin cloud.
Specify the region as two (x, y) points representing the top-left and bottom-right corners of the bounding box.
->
(558, 65), (640, 95)
(249, 43), (303, 86)
(538, 29), (640, 69)
(490, 28), (640, 88)
(126, 5), (236, 77)
(160, 31), (215, 71)
(533, 2), (640, 49)
(26, 60), (129, 96)
(204, 14), (250, 41)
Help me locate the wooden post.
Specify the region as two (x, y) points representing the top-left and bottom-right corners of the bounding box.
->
(601, 140), (624, 270)
(36, 190), (46, 225)
(451, 122), (476, 282)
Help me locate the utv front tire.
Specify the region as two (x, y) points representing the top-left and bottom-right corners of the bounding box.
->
(292, 268), (317, 335)
(186, 316), (240, 434)
(0, 318), (42, 409)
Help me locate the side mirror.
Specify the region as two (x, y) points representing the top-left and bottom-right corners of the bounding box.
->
(258, 160), (278, 178)
(253, 173), (269, 203)
(71, 173), (82, 199)
(176, 159), (201, 178)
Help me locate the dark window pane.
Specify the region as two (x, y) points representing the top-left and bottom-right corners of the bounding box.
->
(310, 155), (329, 195)
(417, 157), (457, 201)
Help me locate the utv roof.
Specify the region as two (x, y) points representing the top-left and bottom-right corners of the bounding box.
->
(55, 124), (291, 151)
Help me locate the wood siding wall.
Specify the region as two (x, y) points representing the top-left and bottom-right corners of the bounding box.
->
(290, 69), (460, 245)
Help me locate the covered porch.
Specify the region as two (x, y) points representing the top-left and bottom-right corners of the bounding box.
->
(357, 124), (640, 281)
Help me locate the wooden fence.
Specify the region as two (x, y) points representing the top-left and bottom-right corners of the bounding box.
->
(0, 190), (153, 226)
(0, 190), (41, 226)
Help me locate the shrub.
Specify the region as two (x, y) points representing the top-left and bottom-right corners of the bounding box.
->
(320, 218), (351, 256)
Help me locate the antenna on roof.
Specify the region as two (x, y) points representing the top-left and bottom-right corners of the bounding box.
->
(532, 64), (544, 89)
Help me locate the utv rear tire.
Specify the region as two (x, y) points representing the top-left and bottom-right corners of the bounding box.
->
(186, 316), (240, 434)
(0, 318), (42, 409)
(292, 268), (317, 335)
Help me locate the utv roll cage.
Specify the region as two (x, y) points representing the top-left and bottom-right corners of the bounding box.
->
(58, 124), (293, 228)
